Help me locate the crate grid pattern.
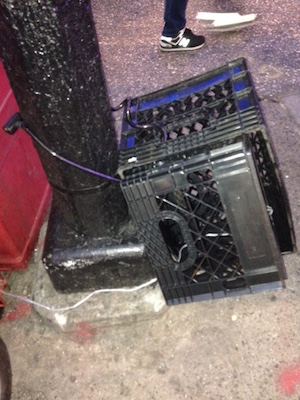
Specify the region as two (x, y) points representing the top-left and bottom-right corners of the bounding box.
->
(119, 58), (296, 304)
(156, 168), (243, 279)
(118, 59), (264, 178)
(249, 129), (294, 253)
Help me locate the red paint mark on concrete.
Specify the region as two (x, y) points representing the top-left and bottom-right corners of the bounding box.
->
(71, 322), (96, 345)
(278, 364), (300, 395)
(3, 303), (32, 322)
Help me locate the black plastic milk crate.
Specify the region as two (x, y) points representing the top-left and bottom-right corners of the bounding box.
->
(120, 133), (296, 304)
(118, 59), (296, 304)
(118, 58), (265, 178)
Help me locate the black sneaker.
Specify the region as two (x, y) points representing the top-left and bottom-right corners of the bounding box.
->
(160, 28), (205, 52)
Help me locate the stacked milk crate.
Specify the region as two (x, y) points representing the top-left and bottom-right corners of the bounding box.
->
(118, 58), (296, 305)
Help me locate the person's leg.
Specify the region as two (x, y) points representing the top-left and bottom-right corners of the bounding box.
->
(160, 0), (205, 52)
(162, 0), (189, 37)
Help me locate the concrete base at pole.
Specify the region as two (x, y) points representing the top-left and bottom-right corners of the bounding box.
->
(33, 257), (166, 333)
(31, 221), (166, 332)
(43, 203), (155, 293)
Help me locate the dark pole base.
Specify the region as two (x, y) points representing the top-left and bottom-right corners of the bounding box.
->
(0, 1), (154, 293)
(43, 203), (155, 293)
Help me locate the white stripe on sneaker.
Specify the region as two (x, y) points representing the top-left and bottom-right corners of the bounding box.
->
(178, 37), (190, 48)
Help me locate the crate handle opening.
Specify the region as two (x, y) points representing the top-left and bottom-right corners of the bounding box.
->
(159, 218), (189, 264)
(157, 211), (198, 271)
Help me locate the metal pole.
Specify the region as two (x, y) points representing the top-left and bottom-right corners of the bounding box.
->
(0, 0), (128, 236)
(0, 0), (154, 292)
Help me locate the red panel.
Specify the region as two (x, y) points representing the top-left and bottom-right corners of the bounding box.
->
(0, 61), (52, 270)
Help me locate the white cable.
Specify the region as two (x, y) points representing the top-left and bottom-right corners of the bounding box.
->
(177, 244), (188, 262)
(1, 278), (158, 313)
(170, 244), (188, 263)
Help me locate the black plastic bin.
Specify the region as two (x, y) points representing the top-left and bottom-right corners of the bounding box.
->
(119, 58), (263, 177)
(118, 58), (296, 305)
